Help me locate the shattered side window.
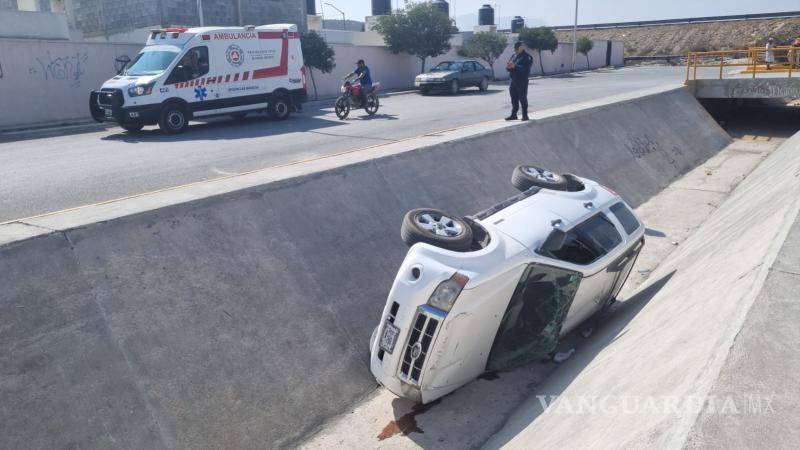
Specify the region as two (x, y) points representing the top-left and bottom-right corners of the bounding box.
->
(487, 264), (582, 371)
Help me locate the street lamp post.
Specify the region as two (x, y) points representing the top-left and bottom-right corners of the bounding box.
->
(571, 0), (578, 71)
(197, 0), (205, 27)
(324, 2), (346, 31)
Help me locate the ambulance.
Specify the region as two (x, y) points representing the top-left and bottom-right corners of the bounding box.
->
(90, 24), (307, 134)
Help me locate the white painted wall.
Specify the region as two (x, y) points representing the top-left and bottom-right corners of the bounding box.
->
(0, 39), (141, 128)
(0, 10), (70, 40)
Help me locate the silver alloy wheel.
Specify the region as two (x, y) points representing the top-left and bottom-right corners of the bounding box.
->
(523, 166), (560, 183)
(167, 110), (185, 129)
(415, 213), (464, 237)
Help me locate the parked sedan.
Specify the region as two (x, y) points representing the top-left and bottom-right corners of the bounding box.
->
(415, 60), (492, 95)
(370, 165), (645, 403)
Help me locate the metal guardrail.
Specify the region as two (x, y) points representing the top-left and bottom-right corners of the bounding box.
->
(685, 46), (799, 81)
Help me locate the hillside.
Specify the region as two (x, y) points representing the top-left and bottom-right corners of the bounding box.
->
(555, 17), (800, 56)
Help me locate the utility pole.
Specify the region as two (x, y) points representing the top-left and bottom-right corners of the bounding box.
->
(571, 0), (578, 71)
(197, 0), (205, 27)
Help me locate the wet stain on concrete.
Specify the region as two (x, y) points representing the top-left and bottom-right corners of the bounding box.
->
(377, 399), (440, 441)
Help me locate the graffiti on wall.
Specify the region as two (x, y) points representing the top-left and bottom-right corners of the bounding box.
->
(625, 133), (684, 168)
(28, 51), (88, 88)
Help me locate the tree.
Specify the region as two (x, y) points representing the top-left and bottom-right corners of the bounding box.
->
(459, 31), (508, 80)
(373, 2), (458, 73)
(518, 26), (558, 75)
(576, 36), (594, 69)
(300, 31), (336, 100)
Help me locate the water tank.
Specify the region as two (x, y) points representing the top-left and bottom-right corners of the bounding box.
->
(306, 0), (316, 15)
(478, 4), (494, 26)
(511, 16), (524, 33)
(434, 0), (449, 15)
(372, 0), (391, 16)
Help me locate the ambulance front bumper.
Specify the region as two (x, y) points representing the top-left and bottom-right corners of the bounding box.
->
(90, 90), (160, 124)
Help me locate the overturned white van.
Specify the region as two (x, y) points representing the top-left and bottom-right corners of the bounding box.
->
(90, 24), (307, 134)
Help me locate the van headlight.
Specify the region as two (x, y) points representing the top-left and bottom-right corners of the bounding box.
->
(128, 81), (155, 97)
(427, 273), (469, 312)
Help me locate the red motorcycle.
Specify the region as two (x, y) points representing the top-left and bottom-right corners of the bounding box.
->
(335, 76), (380, 120)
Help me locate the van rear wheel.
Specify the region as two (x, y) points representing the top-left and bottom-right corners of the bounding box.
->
(158, 104), (188, 134)
(401, 208), (473, 251)
(268, 94), (291, 121)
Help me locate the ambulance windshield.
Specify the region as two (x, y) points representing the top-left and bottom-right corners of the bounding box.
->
(126, 50), (179, 76)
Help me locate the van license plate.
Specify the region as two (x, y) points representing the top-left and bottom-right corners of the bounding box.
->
(380, 322), (400, 354)
(104, 108), (113, 117)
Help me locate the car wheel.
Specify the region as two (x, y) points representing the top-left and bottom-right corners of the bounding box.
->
(479, 77), (489, 92)
(511, 165), (569, 191)
(401, 208), (474, 251)
(230, 112), (248, 120)
(121, 123), (144, 133)
(449, 79), (460, 95)
(268, 94), (291, 121)
(158, 104), (188, 134)
(420, 88), (430, 96)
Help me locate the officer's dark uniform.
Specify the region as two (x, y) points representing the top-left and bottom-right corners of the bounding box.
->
(507, 49), (533, 119)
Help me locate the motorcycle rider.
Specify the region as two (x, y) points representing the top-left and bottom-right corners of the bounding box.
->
(345, 59), (373, 106)
(506, 41), (533, 121)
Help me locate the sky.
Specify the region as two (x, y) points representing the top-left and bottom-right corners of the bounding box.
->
(313, 0), (800, 29)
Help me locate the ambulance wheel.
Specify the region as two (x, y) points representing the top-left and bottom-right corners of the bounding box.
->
(121, 123), (144, 132)
(268, 94), (291, 121)
(159, 104), (188, 134)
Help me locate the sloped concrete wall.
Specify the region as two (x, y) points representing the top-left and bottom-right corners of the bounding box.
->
(0, 88), (729, 449)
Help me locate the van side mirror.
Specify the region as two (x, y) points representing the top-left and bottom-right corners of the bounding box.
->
(538, 228), (567, 254)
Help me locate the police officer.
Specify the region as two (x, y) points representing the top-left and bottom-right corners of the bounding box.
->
(506, 41), (533, 121)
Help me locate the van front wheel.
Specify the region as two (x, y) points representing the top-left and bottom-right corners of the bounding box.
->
(121, 123), (144, 133)
(268, 94), (291, 121)
(158, 104), (188, 134)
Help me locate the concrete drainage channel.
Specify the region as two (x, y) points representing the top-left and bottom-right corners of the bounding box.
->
(2, 85), (796, 449)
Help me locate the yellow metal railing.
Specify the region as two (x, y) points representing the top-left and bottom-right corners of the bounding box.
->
(685, 46), (798, 82)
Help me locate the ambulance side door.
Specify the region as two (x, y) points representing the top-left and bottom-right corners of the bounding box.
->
(164, 45), (211, 107)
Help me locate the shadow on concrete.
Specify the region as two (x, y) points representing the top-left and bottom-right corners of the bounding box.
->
(100, 114), (344, 143)
(645, 228), (667, 237)
(481, 270), (676, 449)
(389, 270), (675, 449)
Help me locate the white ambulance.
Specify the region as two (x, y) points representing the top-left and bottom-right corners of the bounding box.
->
(90, 24), (307, 134)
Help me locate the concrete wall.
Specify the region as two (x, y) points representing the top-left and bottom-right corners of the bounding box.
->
(0, 88), (730, 449)
(0, 9), (70, 39)
(0, 38), (140, 128)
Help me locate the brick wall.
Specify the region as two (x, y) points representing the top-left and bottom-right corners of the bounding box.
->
(73, 0), (305, 36)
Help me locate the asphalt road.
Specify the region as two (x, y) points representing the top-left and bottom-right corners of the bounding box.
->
(0, 66), (686, 223)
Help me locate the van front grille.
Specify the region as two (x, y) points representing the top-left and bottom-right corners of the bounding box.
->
(399, 310), (440, 385)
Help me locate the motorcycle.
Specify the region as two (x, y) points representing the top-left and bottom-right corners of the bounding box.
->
(335, 76), (380, 120)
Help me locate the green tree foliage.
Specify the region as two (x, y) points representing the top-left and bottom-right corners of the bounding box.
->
(460, 31), (508, 80)
(576, 36), (594, 68)
(373, 2), (458, 73)
(300, 31), (336, 99)
(518, 26), (558, 75)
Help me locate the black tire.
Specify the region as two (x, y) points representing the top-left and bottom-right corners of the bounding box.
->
(449, 79), (460, 95)
(268, 93), (291, 121)
(365, 95), (379, 116)
(511, 165), (569, 192)
(479, 77), (489, 92)
(334, 96), (350, 120)
(230, 112), (248, 120)
(420, 88), (430, 96)
(158, 103), (188, 134)
(401, 208), (473, 251)
(121, 123), (144, 132)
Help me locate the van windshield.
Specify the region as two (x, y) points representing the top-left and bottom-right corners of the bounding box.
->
(125, 50), (179, 76)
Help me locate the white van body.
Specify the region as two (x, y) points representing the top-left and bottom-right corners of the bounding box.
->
(370, 176), (646, 403)
(91, 24), (307, 133)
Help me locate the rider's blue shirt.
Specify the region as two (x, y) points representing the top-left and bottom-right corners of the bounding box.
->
(354, 65), (372, 85)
